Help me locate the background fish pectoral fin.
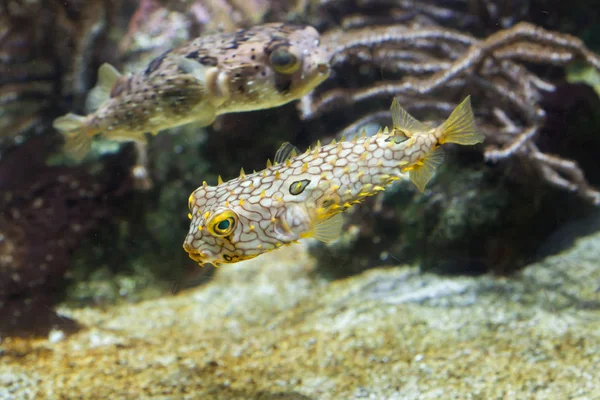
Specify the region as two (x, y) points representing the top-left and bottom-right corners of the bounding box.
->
(177, 57), (209, 85)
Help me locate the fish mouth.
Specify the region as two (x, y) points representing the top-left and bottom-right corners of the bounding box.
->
(183, 243), (207, 263)
(183, 243), (260, 267)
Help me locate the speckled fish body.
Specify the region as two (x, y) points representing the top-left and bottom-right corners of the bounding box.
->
(183, 96), (484, 266)
(52, 22), (330, 159)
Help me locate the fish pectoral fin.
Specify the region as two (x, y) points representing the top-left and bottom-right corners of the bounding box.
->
(390, 97), (430, 133)
(312, 213), (344, 243)
(439, 96), (484, 145)
(274, 142), (300, 164)
(85, 63), (123, 113)
(409, 147), (445, 192)
(177, 57), (209, 86)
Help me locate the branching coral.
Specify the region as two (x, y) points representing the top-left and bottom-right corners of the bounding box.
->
(316, 0), (478, 30)
(301, 20), (600, 204)
(0, 0), (111, 152)
(314, 0), (534, 32)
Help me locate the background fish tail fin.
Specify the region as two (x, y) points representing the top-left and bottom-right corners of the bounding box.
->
(438, 96), (484, 145)
(53, 113), (92, 161)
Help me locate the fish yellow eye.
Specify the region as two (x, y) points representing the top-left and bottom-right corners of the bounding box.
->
(207, 210), (237, 237)
(269, 48), (300, 75)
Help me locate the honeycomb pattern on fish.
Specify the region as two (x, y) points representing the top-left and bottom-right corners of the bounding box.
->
(183, 96), (484, 266)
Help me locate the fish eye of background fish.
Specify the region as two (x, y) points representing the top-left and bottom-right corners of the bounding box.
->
(183, 96), (483, 267)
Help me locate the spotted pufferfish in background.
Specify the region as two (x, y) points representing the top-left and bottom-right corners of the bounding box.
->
(52, 23), (330, 160)
(183, 96), (484, 266)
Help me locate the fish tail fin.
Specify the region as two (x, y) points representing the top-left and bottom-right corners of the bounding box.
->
(52, 113), (93, 161)
(409, 147), (445, 192)
(85, 63), (122, 113)
(438, 96), (484, 145)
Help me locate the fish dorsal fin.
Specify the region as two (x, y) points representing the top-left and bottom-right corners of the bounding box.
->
(85, 63), (122, 113)
(313, 213), (344, 243)
(390, 97), (430, 134)
(274, 142), (300, 164)
(409, 147), (445, 192)
(177, 57), (208, 85)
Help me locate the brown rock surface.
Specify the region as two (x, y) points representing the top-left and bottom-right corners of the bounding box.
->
(1, 230), (599, 399)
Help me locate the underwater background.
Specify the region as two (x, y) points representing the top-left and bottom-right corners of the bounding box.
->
(1, 0), (600, 398)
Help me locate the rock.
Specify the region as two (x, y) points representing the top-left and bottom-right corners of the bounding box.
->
(1, 227), (599, 399)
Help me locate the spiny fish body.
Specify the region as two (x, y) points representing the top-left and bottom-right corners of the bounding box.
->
(53, 23), (330, 159)
(183, 96), (484, 266)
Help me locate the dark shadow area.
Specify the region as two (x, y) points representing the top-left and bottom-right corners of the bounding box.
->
(0, 294), (81, 338)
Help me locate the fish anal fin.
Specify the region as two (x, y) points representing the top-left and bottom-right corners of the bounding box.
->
(409, 147), (445, 192)
(312, 213), (344, 243)
(438, 96), (484, 145)
(85, 63), (122, 113)
(390, 98), (430, 133)
(63, 133), (93, 161)
(274, 142), (301, 164)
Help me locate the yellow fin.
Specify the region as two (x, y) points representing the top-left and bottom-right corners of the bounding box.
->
(312, 213), (344, 243)
(438, 96), (484, 145)
(85, 63), (122, 113)
(390, 98), (430, 133)
(53, 113), (92, 161)
(274, 142), (301, 164)
(410, 147), (445, 192)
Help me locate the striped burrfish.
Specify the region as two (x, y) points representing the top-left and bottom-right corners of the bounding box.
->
(52, 23), (330, 160)
(183, 96), (484, 266)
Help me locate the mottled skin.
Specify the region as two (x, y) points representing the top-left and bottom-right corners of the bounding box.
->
(57, 23), (330, 142)
(183, 96), (482, 266)
(184, 127), (438, 265)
